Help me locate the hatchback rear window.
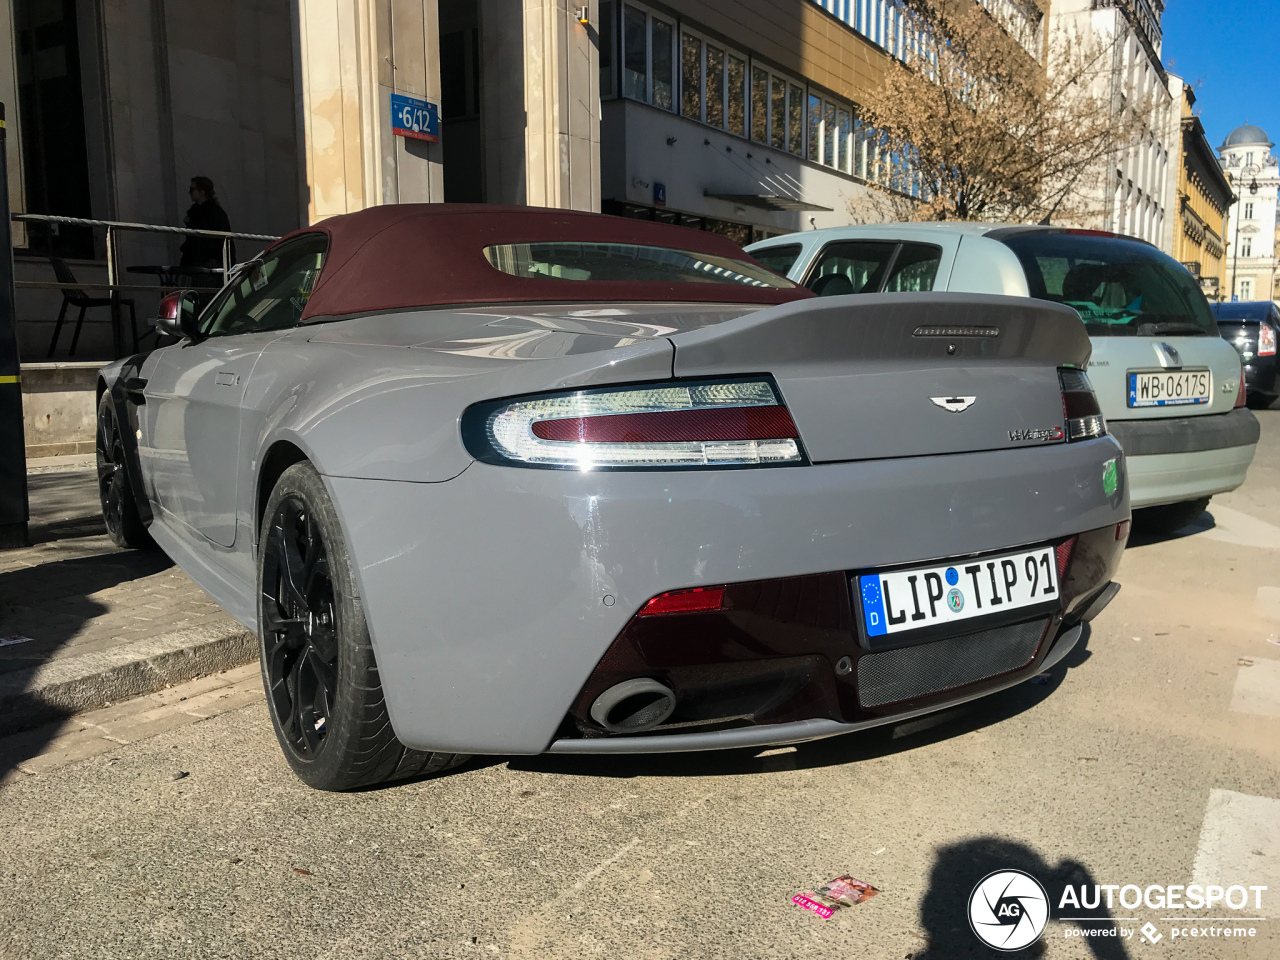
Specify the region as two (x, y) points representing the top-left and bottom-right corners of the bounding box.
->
(483, 242), (795, 288)
(1000, 233), (1216, 337)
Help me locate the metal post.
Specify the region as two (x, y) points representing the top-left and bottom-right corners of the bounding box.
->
(105, 224), (122, 358)
(0, 103), (30, 547)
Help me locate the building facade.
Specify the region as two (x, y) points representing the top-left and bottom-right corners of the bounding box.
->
(1048, 0), (1173, 247)
(1162, 76), (1233, 301)
(1219, 124), (1279, 305)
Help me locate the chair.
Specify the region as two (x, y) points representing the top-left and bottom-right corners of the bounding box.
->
(47, 257), (139, 358)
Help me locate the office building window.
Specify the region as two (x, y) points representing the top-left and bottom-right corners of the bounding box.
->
(622, 4), (646, 100)
(727, 55), (746, 136)
(705, 45), (725, 128)
(619, 4), (675, 110)
(652, 18), (674, 109)
(681, 33), (701, 119)
(788, 84), (804, 155)
(751, 66), (768, 144)
(600, 1), (615, 97)
(769, 76), (786, 150)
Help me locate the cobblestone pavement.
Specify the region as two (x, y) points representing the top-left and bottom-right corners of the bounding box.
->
(0, 466), (231, 681)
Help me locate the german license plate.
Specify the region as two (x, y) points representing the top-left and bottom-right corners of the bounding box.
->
(1127, 369), (1211, 407)
(857, 546), (1058, 639)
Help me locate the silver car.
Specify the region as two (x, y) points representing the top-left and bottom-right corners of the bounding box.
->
(749, 224), (1260, 533)
(97, 206), (1129, 791)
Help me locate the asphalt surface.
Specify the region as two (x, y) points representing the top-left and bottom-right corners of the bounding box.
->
(1, 410), (1278, 960)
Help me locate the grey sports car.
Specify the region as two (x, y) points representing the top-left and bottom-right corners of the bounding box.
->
(97, 205), (1130, 791)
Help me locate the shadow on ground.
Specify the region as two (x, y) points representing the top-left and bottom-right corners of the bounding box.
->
(913, 836), (1130, 959)
(0, 467), (172, 780)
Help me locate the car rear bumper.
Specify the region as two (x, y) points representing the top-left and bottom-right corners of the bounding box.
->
(1109, 409), (1259, 509)
(326, 436), (1127, 755)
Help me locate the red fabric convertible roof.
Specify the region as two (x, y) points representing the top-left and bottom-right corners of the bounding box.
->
(288, 204), (810, 321)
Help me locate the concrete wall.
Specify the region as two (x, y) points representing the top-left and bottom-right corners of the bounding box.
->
(20, 361), (100, 458)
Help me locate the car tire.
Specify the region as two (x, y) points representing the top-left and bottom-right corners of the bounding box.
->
(96, 393), (154, 550)
(1132, 496), (1211, 537)
(257, 461), (469, 791)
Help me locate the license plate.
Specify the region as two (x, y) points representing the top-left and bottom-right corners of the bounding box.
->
(1127, 369), (1211, 407)
(857, 546), (1058, 639)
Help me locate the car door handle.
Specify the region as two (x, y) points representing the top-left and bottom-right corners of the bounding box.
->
(214, 372), (240, 387)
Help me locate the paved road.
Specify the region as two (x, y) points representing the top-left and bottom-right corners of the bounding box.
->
(2, 412), (1278, 960)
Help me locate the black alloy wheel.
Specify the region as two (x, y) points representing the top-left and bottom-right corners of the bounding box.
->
(261, 496), (339, 759)
(95, 393), (151, 549)
(257, 462), (469, 790)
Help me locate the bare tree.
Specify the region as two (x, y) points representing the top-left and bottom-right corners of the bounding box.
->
(852, 0), (1154, 224)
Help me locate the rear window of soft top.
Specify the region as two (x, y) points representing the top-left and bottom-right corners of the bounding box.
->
(999, 232), (1217, 338)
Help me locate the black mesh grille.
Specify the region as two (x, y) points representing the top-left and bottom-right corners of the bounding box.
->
(857, 618), (1049, 708)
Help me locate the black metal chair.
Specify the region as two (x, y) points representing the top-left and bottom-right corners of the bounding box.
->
(47, 256), (139, 358)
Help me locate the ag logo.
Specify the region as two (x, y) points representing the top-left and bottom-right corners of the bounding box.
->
(968, 870), (1049, 951)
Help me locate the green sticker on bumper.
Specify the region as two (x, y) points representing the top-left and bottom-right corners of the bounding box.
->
(1102, 458), (1118, 496)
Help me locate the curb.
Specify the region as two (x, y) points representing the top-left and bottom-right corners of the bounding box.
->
(0, 621), (257, 736)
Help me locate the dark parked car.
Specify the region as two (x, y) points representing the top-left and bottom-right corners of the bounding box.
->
(1212, 301), (1279, 409)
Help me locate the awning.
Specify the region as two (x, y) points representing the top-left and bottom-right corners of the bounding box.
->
(703, 192), (833, 212)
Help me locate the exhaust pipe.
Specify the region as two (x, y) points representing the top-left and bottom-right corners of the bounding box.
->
(590, 678), (676, 734)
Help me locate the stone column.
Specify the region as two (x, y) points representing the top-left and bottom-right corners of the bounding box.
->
(291, 0), (445, 223)
(482, 0), (600, 211)
(0, 0), (26, 245)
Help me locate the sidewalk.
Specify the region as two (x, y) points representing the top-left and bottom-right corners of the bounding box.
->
(0, 455), (254, 738)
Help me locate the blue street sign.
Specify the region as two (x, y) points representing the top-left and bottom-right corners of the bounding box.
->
(654, 182), (666, 207)
(391, 93), (439, 143)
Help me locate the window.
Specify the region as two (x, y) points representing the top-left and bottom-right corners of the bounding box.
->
(652, 18), (674, 109)
(201, 235), (328, 337)
(681, 33), (700, 119)
(620, 5), (674, 110)
(726, 55), (746, 136)
(805, 241), (899, 295)
(600, 1), (616, 97)
(750, 243), (803, 278)
(788, 84), (804, 155)
(705, 44), (724, 128)
(883, 244), (942, 292)
(1239, 278), (1254, 300)
(751, 66), (768, 144)
(482, 243), (795, 287)
(1000, 233), (1218, 337)
(806, 93), (854, 172)
(1244, 202), (1254, 219)
(769, 76), (785, 150)
(622, 5), (646, 100)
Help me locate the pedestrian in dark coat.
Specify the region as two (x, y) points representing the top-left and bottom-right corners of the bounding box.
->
(179, 177), (234, 270)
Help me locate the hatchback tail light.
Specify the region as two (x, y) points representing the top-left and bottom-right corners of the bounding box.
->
(1235, 366), (1248, 408)
(1059, 368), (1106, 440)
(463, 378), (806, 469)
(1260, 322), (1277, 358)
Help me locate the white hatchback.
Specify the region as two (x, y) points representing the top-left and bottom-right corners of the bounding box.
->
(748, 224), (1260, 533)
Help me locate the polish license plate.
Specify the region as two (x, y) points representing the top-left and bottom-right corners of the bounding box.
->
(857, 546), (1058, 639)
(1127, 369), (1211, 407)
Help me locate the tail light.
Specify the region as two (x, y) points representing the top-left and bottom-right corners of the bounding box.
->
(1235, 366), (1247, 408)
(638, 586), (726, 616)
(462, 378), (805, 469)
(1260, 322), (1277, 358)
(1059, 368), (1106, 441)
